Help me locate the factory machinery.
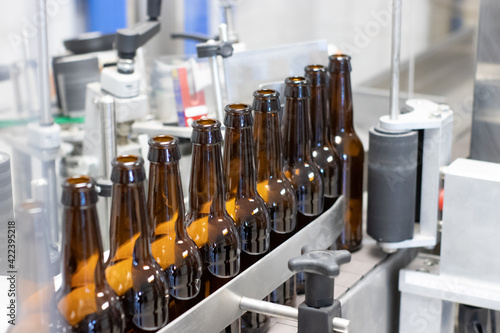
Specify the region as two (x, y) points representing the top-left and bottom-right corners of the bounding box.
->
(1, 0), (499, 332)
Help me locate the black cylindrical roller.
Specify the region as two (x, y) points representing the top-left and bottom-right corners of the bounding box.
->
(367, 127), (418, 243)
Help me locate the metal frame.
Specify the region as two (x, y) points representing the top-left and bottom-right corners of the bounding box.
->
(158, 198), (345, 333)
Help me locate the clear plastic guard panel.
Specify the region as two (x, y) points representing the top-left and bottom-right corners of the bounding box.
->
(150, 56), (214, 126)
(225, 40), (329, 104)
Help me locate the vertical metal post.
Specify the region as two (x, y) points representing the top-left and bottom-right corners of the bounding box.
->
(390, 0), (402, 120)
(100, 95), (117, 181)
(98, 95), (116, 251)
(408, 0), (415, 99)
(209, 49), (225, 122)
(37, 0), (53, 126)
(219, 23), (230, 115)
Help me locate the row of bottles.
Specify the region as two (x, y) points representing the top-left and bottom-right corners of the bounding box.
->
(14, 54), (363, 333)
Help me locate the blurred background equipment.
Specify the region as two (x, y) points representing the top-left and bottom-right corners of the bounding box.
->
(1, 0), (496, 332)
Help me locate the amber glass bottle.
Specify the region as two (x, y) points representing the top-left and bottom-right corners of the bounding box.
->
(222, 103), (271, 332)
(305, 65), (341, 210)
(282, 76), (324, 229)
(186, 118), (241, 333)
(56, 176), (125, 333)
(106, 156), (169, 332)
(329, 54), (365, 252)
(223, 103), (271, 269)
(147, 135), (203, 321)
(186, 118), (240, 291)
(252, 89), (297, 306)
(12, 200), (56, 333)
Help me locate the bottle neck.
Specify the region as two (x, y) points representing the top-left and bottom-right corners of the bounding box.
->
(188, 142), (226, 216)
(310, 83), (331, 146)
(330, 72), (354, 133)
(148, 161), (186, 239)
(253, 111), (283, 182)
(224, 126), (258, 198)
(282, 97), (313, 162)
(61, 204), (106, 290)
(109, 181), (152, 262)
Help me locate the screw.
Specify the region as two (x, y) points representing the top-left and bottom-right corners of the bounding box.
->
(424, 258), (438, 266)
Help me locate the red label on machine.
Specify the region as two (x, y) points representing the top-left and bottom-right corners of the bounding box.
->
(175, 67), (208, 127)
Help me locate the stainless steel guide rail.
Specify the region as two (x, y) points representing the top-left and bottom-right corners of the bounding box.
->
(158, 198), (345, 333)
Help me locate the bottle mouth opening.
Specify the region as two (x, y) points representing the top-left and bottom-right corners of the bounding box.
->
(285, 76), (309, 85)
(113, 155), (143, 168)
(225, 103), (252, 114)
(192, 118), (221, 130)
(305, 64), (325, 72)
(330, 54), (351, 61)
(66, 175), (93, 188)
(254, 89), (279, 98)
(149, 135), (177, 147)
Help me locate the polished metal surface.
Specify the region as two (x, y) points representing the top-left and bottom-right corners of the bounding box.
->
(99, 95), (117, 180)
(240, 297), (298, 321)
(158, 198), (344, 333)
(389, 0), (402, 121)
(470, 0), (500, 162)
(37, 0), (53, 126)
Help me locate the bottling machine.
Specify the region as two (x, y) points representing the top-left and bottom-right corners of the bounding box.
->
(1, 0), (498, 332)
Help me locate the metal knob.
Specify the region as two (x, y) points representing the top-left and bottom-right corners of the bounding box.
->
(332, 317), (350, 333)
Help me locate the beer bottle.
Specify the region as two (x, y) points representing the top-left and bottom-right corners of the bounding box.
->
(147, 135), (203, 321)
(328, 54), (365, 252)
(282, 76), (324, 228)
(304, 65), (341, 209)
(106, 156), (169, 332)
(186, 118), (241, 333)
(12, 200), (56, 333)
(56, 176), (125, 333)
(186, 118), (240, 293)
(223, 103), (271, 269)
(222, 103), (271, 332)
(252, 89), (297, 306)
(282, 76), (324, 295)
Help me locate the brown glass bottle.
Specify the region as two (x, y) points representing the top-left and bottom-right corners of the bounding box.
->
(186, 118), (240, 293)
(223, 103), (271, 269)
(282, 76), (324, 230)
(305, 65), (341, 210)
(147, 135), (203, 321)
(105, 156), (169, 332)
(56, 176), (125, 333)
(252, 89), (298, 307)
(222, 103), (271, 332)
(328, 54), (365, 252)
(186, 119), (241, 333)
(11, 200), (56, 333)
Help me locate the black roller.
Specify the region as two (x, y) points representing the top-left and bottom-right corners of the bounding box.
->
(367, 127), (418, 243)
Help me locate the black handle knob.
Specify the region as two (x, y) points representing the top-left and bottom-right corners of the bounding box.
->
(288, 249), (351, 277)
(288, 249), (351, 308)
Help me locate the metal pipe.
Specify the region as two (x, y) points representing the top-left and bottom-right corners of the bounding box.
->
(41, 160), (59, 243)
(239, 296), (299, 321)
(209, 54), (225, 122)
(37, 0), (53, 126)
(408, 0), (415, 99)
(223, 5), (236, 41)
(218, 23), (230, 113)
(389, 0), (402, 120)
(100, 95), (117, 180)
